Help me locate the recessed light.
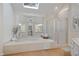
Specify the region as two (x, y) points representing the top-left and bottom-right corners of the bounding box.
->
(55, 7), (58, 10)
(19, 24), (21, 26)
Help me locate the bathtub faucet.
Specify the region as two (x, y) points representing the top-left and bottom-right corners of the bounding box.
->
(11, 26), (19, 41)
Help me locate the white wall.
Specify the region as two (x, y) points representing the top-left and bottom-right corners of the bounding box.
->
(70, 4), (79, 38)
(43, 16), (55, 40)
(0, 4), (3, 43)
(2, 3), (15, 43)
(0, 4), (15, 55)
(68, 4), (79, 45)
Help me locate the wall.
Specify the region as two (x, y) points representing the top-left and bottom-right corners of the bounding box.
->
(68, 4), (79, 45)
(0, 4), (3, 43)
(70, 4), (79, 38)
(0, 4), (15, 55)
(3, 3), (15, 43)
(44, 16), (55, 40)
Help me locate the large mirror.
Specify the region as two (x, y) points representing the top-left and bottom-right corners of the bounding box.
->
(16, 14), (44, 38)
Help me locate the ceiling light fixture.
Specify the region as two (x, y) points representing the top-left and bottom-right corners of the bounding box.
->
(23, 3), (39, 9)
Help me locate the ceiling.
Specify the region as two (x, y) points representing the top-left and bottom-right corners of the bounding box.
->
(11, 3), (68, 17)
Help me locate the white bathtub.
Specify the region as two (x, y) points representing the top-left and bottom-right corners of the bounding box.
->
(4, 38), (56, 55)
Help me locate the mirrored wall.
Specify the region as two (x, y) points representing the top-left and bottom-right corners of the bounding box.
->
(16, 14), (44, 39)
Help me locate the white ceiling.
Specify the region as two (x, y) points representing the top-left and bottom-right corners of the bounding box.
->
(11, 3), (68, 17)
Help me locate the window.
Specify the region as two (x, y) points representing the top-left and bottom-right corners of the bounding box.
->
(35, 24), (43, 32)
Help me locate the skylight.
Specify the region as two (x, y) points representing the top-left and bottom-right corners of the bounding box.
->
(23, 3), (39, 9)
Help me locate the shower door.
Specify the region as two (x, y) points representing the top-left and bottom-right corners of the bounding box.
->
(55, 17), (68, 47)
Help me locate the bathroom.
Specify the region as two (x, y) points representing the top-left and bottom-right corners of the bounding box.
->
(0, 3), (79, 56)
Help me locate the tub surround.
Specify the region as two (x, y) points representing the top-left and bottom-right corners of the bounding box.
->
(4, 38), (55, 55)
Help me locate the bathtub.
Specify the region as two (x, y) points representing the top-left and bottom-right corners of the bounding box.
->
(3, 38), (56, 55)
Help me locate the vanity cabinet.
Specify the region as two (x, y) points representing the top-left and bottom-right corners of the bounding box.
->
(71, 39), (79, 56)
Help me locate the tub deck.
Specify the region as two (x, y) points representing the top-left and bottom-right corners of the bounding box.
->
(4, 39), (56, 55)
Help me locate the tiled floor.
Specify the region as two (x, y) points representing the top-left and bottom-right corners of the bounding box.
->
(6, 48), (71, 56)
